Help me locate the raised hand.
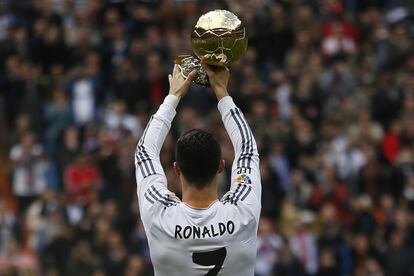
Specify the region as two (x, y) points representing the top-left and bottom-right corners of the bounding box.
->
(201, 59), (230, 101)
(168, 64), (196, 98)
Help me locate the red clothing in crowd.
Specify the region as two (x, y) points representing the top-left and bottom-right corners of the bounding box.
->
(321, 20), (358, 42)
(150, 73), (163, 107)
(381, 132), (401, 163)
(64, 163), (101, 204)
(321, 1), (358, 42)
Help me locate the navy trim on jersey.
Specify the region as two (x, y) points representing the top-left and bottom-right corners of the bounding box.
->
(235, 108), (254, 168)
(145, 185), (178, 208)
(234, 109), (251, 168)
(230, 109), (248, 168)
(136, 116), (157, 178)
(144, 193), (155, 204)
(221, 193), (231, 204)
(240, 186), (252, 201)
(137, 145), (156, 175)
(229, 184), (243, 204)
(230, 108), (253, 169)
(221, 184), (252, 205)
(136, 147), (152, 175)
(233, 184), (247, 204)
(147, 189), (172, 207)
(221, 185), (241, 204)
(139, 146), (154, 170)
(135, 148), (147, 177)
(151, 186), (177, 205)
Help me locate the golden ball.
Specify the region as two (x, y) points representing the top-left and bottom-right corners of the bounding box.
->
(191, 10), (248, 66)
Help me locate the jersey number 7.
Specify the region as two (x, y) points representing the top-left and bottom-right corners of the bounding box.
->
(192, 247), (227, 276)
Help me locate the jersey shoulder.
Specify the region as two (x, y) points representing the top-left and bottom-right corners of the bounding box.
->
(220, 183), (254, 205)
(142, 183), (180, 209)
(220, 183), (261, 222)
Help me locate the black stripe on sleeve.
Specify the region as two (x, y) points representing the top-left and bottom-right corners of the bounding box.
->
(147, 188), (172, 207)
(135, 149), (148, 177)
(136, 148), (152, 177)
(230, 109), (250, 168)
(151, 186), (177, 204)
(235, 108), (253, 168)
(220, 192), (232, 205)
(229, 184), (243, 204)
(233, 184), (247, 205)
(144, 192), (155, 204)
(137, 145), (155, 176)
(136, 116), (156, 178)
(221, 193), (231, 204)
(240, 186), (252, 201)
(143, 148), (156, 175)
(222, 184), (245, 205)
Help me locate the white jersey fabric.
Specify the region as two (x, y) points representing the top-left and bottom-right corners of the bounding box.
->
(135, 96), (261, 276)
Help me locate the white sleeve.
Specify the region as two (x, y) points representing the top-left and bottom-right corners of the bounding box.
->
(135, 96), (181, 228)
(218, 96), (261, 203)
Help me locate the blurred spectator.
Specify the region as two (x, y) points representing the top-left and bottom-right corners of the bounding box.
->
(273, 238), (305, 276)
(57, 126), (80, 178)
(9, 132), (53, 213)
(125, 254), (146, 276)
(269, 142), (290, 194)
(289, 217), (318, 275)
(0, 238), (39, 275)
(322, 22), (357, 57)
(318, 248), (340, 276)
(64, 239), (102, 276)
(255, 217), (283, 276)
(64, 152), (101, 206)
(0, 200), (16, 252)
(352, 195), (377, 235)
(286, 169), (312, 209)
(97, 130), (124, 199)
(354, 258), (384, 276)
(43, 226), (76, 275)
(381, 119), (402, 164)
(383, 229), (413, 275)
(103, 99), (142, 139)
(25, 192), (65, 254)
(44, 89), (72, 156)
(66, 52), (103, 126)
(103, 230), (128, 275)
(404, 175), (414, 210)
(260, 157), (281, 218)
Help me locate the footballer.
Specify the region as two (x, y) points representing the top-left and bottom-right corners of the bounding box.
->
(135, 61), (261, 276)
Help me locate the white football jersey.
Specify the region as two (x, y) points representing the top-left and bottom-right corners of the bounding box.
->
(135, 96), (261, 276)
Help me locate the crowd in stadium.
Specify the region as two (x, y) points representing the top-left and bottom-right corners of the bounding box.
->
(0, 0), (414, 275)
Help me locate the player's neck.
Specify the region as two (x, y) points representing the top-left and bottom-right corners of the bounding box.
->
(181, 180), (218, 209)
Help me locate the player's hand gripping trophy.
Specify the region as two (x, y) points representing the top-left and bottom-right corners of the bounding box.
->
(175, 10), (248, 86)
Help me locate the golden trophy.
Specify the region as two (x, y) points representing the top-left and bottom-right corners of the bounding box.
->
(175, 10), (248, 86)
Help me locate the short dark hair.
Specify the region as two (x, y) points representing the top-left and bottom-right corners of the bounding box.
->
(175, 129), (221, 189)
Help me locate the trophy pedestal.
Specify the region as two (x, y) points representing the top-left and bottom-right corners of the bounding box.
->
(175, 55), (209, 87)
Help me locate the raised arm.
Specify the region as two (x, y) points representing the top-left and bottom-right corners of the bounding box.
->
(202, 61), (261, 201)
(218, 97), (260, 196)
(135, 66), (196, 221)
(135, 102), (175, 183)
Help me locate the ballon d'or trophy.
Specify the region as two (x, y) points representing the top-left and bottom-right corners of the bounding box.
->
(175, 10), (248, 86)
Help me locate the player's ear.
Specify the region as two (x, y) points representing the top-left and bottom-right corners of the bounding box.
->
(217, 159), (225, 174)
(173, 162), (181, 176)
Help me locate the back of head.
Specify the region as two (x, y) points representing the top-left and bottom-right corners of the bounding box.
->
(175, 129), (221, 189)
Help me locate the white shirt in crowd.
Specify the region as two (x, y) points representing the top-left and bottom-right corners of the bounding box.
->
(9, 144), (48, 197)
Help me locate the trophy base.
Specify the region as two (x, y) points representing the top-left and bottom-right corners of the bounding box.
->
(175, 55), (209, 87)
